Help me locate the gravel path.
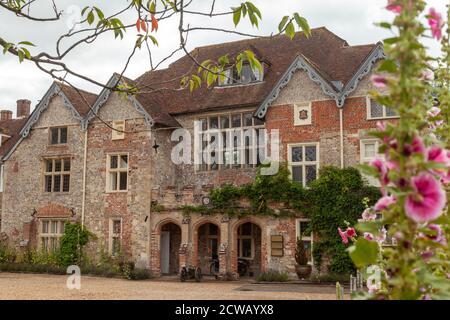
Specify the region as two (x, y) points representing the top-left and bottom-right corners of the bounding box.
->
(0, 273), (337, 300)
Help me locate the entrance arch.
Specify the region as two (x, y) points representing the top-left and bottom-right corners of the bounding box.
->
(196, 222), (220, 275)
(235, 221), (262, 277)
(160, 222), (181, 274)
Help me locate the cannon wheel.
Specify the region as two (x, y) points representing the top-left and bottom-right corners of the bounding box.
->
(194, 267), (202, 282)
(180, 267), (188, 282)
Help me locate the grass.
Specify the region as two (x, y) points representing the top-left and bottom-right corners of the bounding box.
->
(256, 271), (289, 282)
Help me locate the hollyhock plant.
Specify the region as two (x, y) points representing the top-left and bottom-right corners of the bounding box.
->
(371, 74), (388, 88)
(386, 0), (402, 14)
(374, 195), (397, 211)
(427, 8), (444, 40)
(405, 174), (446, 223)
(338, 228), (349, 244)
(427, 106), (441, 118)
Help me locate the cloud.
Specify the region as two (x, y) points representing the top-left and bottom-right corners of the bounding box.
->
(0, 0), (447, 115)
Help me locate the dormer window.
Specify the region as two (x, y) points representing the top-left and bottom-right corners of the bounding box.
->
(218, 63), (264, 86)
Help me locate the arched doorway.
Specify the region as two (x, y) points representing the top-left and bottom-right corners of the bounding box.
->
(236, 222), (261, 277)
(160, 222), (181, 274)
(197, 223), (220, 275)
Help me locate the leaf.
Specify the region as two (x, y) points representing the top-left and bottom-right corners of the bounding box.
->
(151, 14), (158, 32)
(18, 41), (35, 47)
(278, 16), (289, 32)
(149, 1), (156, 14)
(18, 50), (24, 63)
(3, 43), (13, 54)
(246, 2), (261, 19)
(285, 21), (295, 40)
(384, 37), (399, 45)
(136, 18), (141, 32)
(233, 7), (241, 27)
(20, 47), (31, 59)
(148, 35), (158, 46)
(378, 60), (398, 73)
(87, 11), (95, 25)
(378, 22), (392, 29)
(141, 19), (148, 33)
(348, 238), (379, 268)
(93, 6), (104, 20)
(294, 13), (311, 38)
(356, 221), (383, 234)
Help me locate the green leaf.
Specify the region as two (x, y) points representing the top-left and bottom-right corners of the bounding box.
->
(384, 37), (399, 45)
(148, 35), (158, 46)
(285, 21), (295, 40)
(18, 50), (25, 63)
(87, 11), (95, 25)
(18, 41), (35, 47)
(20, 47), (31, 59)
(2, 43), (13, 54)
(377, 22), (392, 29)
(294, 13), (311, 38)
(278, 16), (289, 32)
(232, 7), (241, 27)
(378, 60), (398, 73)
(348, 238), (379, 268)
(246, 2), (261, 19)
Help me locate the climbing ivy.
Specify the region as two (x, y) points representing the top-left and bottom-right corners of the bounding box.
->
(58, 223), (93, 267)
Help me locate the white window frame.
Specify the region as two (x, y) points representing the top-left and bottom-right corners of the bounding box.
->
(360, 139), (381, 163)
(288, 143), (320, 187)
(112, 120), (125, 140)
(0, 164), (4, 192)
(295, 218), (313, 265)
(217, 63), (265, 87)
(195, 112), (265, 172)
(237, 223), (255, 260)
(366, 96), (399, 120)
(109, 218), (122, 256)
(39, 219), (66, 252)
(106, 153), (129, 193)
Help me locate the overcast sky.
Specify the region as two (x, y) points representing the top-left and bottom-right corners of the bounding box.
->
(0, 0), (447, 115)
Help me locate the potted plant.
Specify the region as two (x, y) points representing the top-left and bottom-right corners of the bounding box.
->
(295, 237), (312, 279)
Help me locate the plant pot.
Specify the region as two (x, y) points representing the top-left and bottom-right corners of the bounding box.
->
(295, 264), (312, 279)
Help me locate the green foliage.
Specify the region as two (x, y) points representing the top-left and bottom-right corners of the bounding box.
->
(256, 271), (289, 282)
(58, 223), (93, 267)
(347, 238), (380, 269)
(0, 243), (17, 263)
(304, 166), (380, 274)
(295, 237), (308, 266)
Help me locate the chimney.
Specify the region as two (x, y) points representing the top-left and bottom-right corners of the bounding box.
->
(0, 110), (13, 121)
(17, 99), (31, 118)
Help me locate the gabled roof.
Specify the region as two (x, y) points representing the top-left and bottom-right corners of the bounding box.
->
(0, 117), (28, 159)
(134, 27), (380, 118)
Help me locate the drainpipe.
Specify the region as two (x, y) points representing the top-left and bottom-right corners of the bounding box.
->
(81, 129), (88, 228)
(339, 108), (344, 169)
(147, 128), (153, 269)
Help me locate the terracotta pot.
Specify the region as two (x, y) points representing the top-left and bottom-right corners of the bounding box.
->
(295, 264), (312, 279)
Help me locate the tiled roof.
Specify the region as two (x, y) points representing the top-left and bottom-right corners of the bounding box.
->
(56, 82), (98, 117)
(134, 27), (376, 119)
(0, 117), (28, 158)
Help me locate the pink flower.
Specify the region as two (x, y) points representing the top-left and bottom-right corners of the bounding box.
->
(376, 121), (386, 132)
(427, 107), (441, 118)
(374, 195), (396, 211)
(371, 74), (388, 88)
(376, 227), (387, 243)
(427, 224), (447, 246)
(386, 1), (402, 14)
(427, 146), (449, 165)
(369, 158), (390, 185)
(338, 228), (349, 244)
(346, 227), (356, 238)
(420, 69), (435, 81)
(412, 136), (426, 154)
(405, 174), (446, 223)
(428, 8), (444, 40)
(362, 208), (377, 221)
(364, 232), (374, 241)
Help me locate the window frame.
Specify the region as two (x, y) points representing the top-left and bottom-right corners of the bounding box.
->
(38, 219), (66, 252)
(217, 63), (265, 87)
(195, 112), (265, 172)
(109, 218), (123, 256)
(287, 142), (320, 187)
(360, 139), (381, 163)
(295, 218), (313, 265)
(49, 126), (68, 145)
(43, 157), (71, 193)
(366, 96), (399, 120)
(0, 164), (4, 193)
(112, 120), (125, 140)
(237, 223), (255, 260)
(106, 153), (129, 193)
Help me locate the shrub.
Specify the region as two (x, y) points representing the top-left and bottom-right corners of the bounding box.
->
(0, 244), (17, 263)
(295, 237), (308, 266)
(58, 223), (93, 267)
(256, 271), (289, 282)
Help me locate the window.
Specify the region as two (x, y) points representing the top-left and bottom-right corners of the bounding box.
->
(296, 219), (313, 264)
(238, 222), (254, 259)
(49, 127), (68, 144)
(196, 112), (265, 171)
(288, 143), (319, 187)
(360, 139), (383, 186)
(0, 164), (3, 193)
(39, 219), (65, 252)
(107, 154), (128, 192)
(218, 63), (264, 86)
(112, 120), (125, 140)
(367, 98), (398, 119)
(44, 158), (71, 192)
(109, 219), (122, 256)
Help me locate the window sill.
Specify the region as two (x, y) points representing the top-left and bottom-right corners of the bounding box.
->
(367, 116), (399, 121)
(105, 190), (128, 194)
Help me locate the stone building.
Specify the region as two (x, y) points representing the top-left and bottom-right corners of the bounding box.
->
(0, 28), (394, 277)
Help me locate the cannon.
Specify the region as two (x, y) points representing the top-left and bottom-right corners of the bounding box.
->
(180, 265), (202, 282)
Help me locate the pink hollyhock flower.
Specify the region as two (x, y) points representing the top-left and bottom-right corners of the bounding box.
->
(386, 0), (402, 14)
(376, 121), (386, 132)
(376, 227), (387, 243)
(364, 232), (374, 241)
(427, 107), (441, 118)
(369, 158), (390, 185)
(374, 195), (396, 211)
(428, 8), (444, 40)
(346, 227), (356, 238)
(386, 160), (398, 171)
(427, 224), (447, 246)
(412, 136), (426, 154)
(405, 174), (446, 223)
(371, 74), (388, 88)
(362, 208), (377, 221)
(420, 69), (435, 81)
(338, 228), (349, 244)
(427, 146), (449, 164)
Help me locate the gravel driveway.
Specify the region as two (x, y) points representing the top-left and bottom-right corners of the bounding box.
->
(0, 273), (337, 300)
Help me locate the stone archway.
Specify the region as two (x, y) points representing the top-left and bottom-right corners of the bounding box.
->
(160, 222), (181, 274)
(235, 221), (262, 277)
(196, 222), (220, 275)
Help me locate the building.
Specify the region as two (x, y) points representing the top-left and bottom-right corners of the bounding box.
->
(0, 28), (394, 277)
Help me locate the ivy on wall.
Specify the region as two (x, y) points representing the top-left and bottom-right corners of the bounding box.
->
(165, 164), (380, 273)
